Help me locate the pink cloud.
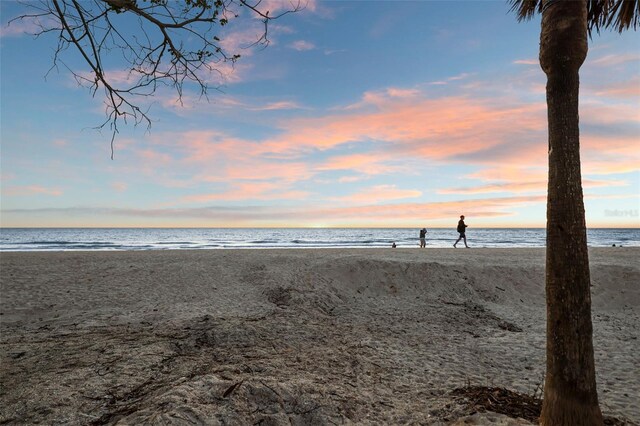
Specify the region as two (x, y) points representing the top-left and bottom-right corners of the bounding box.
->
(513, 59), (538, 65)
(386, 88), (421, 98)
(206, 61), (254, 85)
(299, 195), (547, 226)
(590, 53), (640, 67)
(333, 185), (422, 204)
(580, 135), (640, 176)
(218, 161), (314, 183)
(582, 155), (640, 176)
(147, 75), (628, 195)
(581, 102), (640, 126)
(3, 185), (62, 196)
(155, 130), (316, 184)
(262, 98), (545, 158)
(440, 181), (548, 195)
(340, 87), (421, 110)
(582, 134), (640, 153)
(338, 175), (368, 183)
(592, 77), (640, 99)
(112, 71), (636, 213)
(73, 68), (156, 91)
(139, 88), (617, 196)
(111, 182), (128, 192)
(103, 69), (139, 86)
(136, 149), (174, 165)
(219, 27), (265, 56)
(439, 179), (627, 195)
(14, 195), (541, 227)
(181, 182), (309, 203)
(465, 167), (545, 182)
(6, 194), (633, 228)
(261, 95), (546, 165)
(317, 153), (403, 175)
(1, 172), (16, 182)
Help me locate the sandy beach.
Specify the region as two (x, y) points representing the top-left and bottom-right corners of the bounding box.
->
(1, 248), (638, 425)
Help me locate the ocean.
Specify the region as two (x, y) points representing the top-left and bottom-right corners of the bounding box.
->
(0, 228), (638, 251)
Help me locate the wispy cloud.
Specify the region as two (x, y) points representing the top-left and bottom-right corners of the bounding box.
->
(590, 53), (640, 67)
(252, 101), (304, 111)
(249, 0), (318, 16)
(447, 73), (472, 81)
(337, 175), (368, 183)
(591, 77), (640, 99)
(111, 182), (128, 192)
(439, 181), (547, 195)
(333, 185), (422, 204)
(317, 153), (404, 176)
(428, 72), (473, 86)
(0, 195), (546, 227)
(219, 26), (266, 55)
(4, 190), (633, 227)
(324, 48), (347, 55)
(2, 185), (63, 196)
(266, 94), (546, 164)
(341, 87), (421, 110)
(128, 73), (635, 202)
(31, 65), (632, 227)
(136, 149), (174, 165)
(289, 40), (315, 51)
(0, 15), (56, 38)
(439, 179), (627, 195)
(156, 92), (303, 114)
(181, 182), (309, 203)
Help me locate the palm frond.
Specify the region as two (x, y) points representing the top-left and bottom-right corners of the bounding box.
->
(588, 0), (640, 33)
(509, 0), (639, 32)
(508, 0), (543, 21)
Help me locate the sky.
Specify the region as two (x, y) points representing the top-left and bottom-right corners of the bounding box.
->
(1, 0), (639, 228)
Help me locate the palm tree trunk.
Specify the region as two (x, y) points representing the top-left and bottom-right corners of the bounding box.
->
(539, 1), (603, 424)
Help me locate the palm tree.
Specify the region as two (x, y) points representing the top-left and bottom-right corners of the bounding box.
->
(508, 0), (638, 424)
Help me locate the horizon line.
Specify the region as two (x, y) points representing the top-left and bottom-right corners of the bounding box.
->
(2, 226), (639, 230)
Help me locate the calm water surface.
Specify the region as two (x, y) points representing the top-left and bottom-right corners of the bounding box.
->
(1, 228), (638, 251)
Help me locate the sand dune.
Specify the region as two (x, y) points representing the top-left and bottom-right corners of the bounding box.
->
(1, 248), (638, 424)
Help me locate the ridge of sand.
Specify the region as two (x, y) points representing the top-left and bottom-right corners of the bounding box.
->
(1, 248), (638, 424)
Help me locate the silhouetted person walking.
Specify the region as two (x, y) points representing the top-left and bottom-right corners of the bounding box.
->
(419, 228), (427, 248)
(454, 215), (469, 248)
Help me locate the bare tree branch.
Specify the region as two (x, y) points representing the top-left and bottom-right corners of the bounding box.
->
(11, 0), (305, 158)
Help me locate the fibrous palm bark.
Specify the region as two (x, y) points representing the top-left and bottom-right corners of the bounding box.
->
(538, 1), (603, 423)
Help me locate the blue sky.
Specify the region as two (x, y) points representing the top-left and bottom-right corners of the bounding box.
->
(1, 0), (639, 228)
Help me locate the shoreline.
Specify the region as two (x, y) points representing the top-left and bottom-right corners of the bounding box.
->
(3, 228), (638, 252)
(1, 248), (638, 424)
(2, 245), (637, 250)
